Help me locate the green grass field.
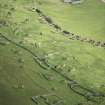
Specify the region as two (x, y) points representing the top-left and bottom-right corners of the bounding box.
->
(0, 0), (105, 105)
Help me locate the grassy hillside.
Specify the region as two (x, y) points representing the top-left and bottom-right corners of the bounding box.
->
(39, 0), (105, 40)
(0, 0), (105, 105)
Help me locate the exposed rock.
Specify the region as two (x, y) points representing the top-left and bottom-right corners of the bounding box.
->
(45, 16), (53, 24)
(53, 24), (61, 30)
(62, 30), (70, 35)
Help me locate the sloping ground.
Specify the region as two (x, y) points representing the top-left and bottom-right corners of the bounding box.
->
(102, 0), (105, 3)
(0, 0), (105, 105)
(40, 0), (105, 40)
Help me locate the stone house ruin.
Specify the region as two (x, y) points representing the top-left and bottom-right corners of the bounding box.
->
(64, 0), (83, 4)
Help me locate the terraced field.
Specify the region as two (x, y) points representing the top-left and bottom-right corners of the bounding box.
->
(0, 0), (105, 105)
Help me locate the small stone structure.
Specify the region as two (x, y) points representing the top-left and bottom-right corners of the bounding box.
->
(64, 0), (83, 4)
(64, 0), (72, 3)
